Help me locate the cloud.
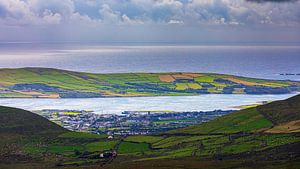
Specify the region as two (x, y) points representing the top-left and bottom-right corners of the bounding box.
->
(246, 0), (298, 3)
(168, 19), (184, 24)
(0, 0), (299, 26)
(0, 0), (299, 43)
(41, 9), (62, 24)
(99, 4), (120, 24)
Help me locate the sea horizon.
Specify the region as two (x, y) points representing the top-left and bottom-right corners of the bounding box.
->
(1, 43), (300, 81)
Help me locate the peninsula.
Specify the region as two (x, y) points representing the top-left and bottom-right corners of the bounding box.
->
(0, 68), (299, 98)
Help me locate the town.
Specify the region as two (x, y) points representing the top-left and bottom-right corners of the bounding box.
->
(36, 109), (233, 135)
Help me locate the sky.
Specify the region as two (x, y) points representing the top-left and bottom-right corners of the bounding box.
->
(0, 0), (299, 44)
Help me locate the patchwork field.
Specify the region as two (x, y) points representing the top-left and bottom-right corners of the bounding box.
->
(0, 68), (299, 98)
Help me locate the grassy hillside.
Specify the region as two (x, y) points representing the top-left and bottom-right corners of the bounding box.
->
(168, 108), (273, 134)
(170, 94), (300, 135)
(114, 95), (300, 167)
(0, 68), (299, 98)
(1, 95), (300, 168)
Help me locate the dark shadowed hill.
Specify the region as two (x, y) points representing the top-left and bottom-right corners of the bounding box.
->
(0, 106), (66, 135)
(257, 94), (300, 125)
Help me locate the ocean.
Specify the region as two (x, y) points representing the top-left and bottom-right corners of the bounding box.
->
(0, 43), (299, 80)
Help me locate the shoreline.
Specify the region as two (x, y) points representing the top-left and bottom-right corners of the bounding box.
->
(0, 91), (299, 99)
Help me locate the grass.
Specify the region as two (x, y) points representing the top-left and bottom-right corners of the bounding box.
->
(85, 141), (118, 152)
(169, 108), (273, 134)
(124, 136), (164, 144)
(175, 83), (189, 90)
(47, 145), (84, 154)
(147, 147), (196, 159)
(256, 134), (300, 148)
(152, 136), (189, 148)
(1, 95), (300, 168)
(140, 134), (300, 159)
(194, 75), (215, 83)
(131, 95), (300, 160)
(187, 83), (202, 89)
(0, 68), (298, 98)
(207, 87), (222, 93)
(118, 142), (150, 154)
(62, 159), (99, 166)
(24, 145), (47, 154)
(59, 132), (107, 139)
(222, 141), (261, 154)
(153, 118), (195, 124)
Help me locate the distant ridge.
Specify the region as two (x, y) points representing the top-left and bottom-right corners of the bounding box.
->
(0, 67), (299, 98)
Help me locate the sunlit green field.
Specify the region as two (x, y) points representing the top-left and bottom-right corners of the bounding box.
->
(170, 108), (273, 134)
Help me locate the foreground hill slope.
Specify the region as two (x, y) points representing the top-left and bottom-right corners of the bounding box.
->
(0, 106), (109, 168)
(0, 67), (299, 98)
(116, 95), (300, 168)
(170, 94), (300, 134)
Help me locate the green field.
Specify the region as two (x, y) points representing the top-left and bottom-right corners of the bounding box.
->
(121, 134), (300, 160)
(86, 141), (118, 152)
(118, 142), (150, 154)
(59, 131), (107, 139)
(124, 135), (164, 143)
(0, 68), (299, 98)
(169, 108), (273, 134)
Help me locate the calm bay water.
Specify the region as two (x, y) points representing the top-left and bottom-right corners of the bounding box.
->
(0, 43), (299, 80)
(0, 94), (296, 114)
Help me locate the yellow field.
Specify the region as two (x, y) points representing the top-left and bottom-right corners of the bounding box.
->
(188, 83), (202, 89)
(175, 83), (189, 90)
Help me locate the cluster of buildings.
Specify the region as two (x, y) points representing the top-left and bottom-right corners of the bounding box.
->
(38, 109), (97, 131)
(37, 109), (233, 135)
